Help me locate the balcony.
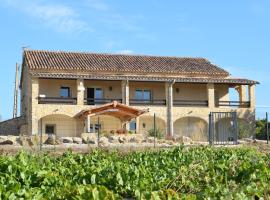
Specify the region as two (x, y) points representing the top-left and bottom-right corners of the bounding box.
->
(173, 100), (208, 107)
(217, 101), (250, 108)
(84, 98), (122, 105)
(129, 99), (166, 106)
(38, 97), (77, 104)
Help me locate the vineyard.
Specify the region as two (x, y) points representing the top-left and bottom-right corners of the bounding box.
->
(0, 146), (269, 199)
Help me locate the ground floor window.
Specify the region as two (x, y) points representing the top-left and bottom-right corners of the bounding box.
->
(90, 124), (101, 132)
(130, 121), (136, 131)
(45, 124), (56, 135)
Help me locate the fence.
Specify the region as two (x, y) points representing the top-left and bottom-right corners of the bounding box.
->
(208, 112), (238, 145)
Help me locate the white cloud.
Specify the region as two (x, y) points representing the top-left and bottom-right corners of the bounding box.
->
(0, 0), (90, 33)
(116, 50), (134, 55)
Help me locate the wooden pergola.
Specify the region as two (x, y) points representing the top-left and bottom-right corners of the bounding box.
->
(76, 101), (149, 132)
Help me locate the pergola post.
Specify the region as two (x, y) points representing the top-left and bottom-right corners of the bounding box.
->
(86, 115), (91, 133)
(122, 80), (130, 130)
(136, 117), (140, 134)
(166, 81), (174, 138)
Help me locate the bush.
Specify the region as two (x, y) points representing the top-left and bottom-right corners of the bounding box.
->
(116, 129), (128, 134)
(256, 119), (269, 140)
(148, 128), (164, 139)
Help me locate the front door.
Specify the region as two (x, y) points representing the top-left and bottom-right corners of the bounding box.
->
(87, 88), (95, 105)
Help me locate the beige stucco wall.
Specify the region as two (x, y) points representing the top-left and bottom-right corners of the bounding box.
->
(129, 82), (166, 100)
(138, 115), (166, 135)
(174, 83), (207, 100)
(84, 80), (122, 100)
(174, 117), (208, 141)
(215, 84), (229, 101)
(40, 114), (77, 137)
(39, 79), (77, 98)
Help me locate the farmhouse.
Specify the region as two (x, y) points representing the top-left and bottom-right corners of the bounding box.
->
(0, 50), (258, 142)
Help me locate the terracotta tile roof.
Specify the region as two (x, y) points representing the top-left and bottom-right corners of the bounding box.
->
(24, 50), (229, 76)
(31, 72), (259, 85)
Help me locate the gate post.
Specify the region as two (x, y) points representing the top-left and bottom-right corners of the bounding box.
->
(233, 112), (238, 145)
(208, 113), (213, 145)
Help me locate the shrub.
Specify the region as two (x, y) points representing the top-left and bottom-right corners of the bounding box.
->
(148, 128), (164, 139)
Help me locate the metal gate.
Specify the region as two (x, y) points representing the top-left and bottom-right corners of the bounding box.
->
(208, 112), (238, 145)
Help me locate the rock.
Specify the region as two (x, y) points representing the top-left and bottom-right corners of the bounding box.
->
(44, 136), (61, 145)
(147, 137), (155, 143)
(166, 140), (175, 145)
(99, 137), (109, 146)
(0, 136), (17, 145)
(108, 135), (119, 144)
(130, 134), (144, 143)
(73, 137), (82, 144)
(81, 133), (97, 144)
(175, 136), (192, 144)
(62, 137), (73, 143)
(118, 136), (126, 143)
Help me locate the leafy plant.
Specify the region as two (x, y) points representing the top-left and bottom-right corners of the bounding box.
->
(148, 128), (164, 139)
(0, 147), (269, 199)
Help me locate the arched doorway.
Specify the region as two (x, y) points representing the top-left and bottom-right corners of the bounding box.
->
(174, 117), (208, 141)
(90, 115), (122, 134)
(39, 114), (76, 137)
(139, 116), (166, 136)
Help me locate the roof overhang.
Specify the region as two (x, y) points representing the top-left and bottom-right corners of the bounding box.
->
(76, 101), (149, 122)
(30, 72), (259, 85)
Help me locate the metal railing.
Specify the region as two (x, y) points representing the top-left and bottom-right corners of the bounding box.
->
(84, 98), (122, 105)
(38, 97), (77, 104)
(173, 100), (208, 107)
(217, 101), (250, 108)
(129, 99), (166, 106)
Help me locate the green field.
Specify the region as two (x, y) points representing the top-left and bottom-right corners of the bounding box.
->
(0, 146), (269, 199)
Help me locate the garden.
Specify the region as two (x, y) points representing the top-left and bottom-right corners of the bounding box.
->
(0, 146), (269, 199)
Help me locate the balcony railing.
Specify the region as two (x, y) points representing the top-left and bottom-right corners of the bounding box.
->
(38, 97), (77, 104)
(129, 99), (166, 106)
(217, 101), (250, 108)
(173, 100), (208, 107)
(84, 98), (122, 105)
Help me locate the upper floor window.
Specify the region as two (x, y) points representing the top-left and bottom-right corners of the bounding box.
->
(135, 90), (151, 101)
(95, 88), (103, 99)
(60, 87), (71, 98)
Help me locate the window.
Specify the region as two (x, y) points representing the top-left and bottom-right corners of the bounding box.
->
(130, 121), (136, 131)
(45, 124), (55, 135)
(90, 124), (101, 132)
(60, 87), (71, 98)
(95, 88), (103, 99)
(135, 90), (151, 102)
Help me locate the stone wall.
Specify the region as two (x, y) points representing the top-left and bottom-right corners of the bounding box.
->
(0, 117), (26, 135)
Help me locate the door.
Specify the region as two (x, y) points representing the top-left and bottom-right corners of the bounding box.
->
(87, 88), (95, 105)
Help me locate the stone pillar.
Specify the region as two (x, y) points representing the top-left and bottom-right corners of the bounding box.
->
(166, 81), (174, 137)
(121, 80), (129, 105)
(121, 80), (130, 130)
(236, 85), (247, 102)
(29, 77), (39, 135)
(86, 115), (91, 133)
(77, 79), (85, 105)
(207, 83), (215, 108)
(249, 84), (256, 109)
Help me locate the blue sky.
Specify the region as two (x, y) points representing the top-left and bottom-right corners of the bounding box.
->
(0, 0), (269, 120)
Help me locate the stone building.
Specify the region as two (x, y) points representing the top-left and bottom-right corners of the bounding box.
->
(0, 50), (258, 141)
